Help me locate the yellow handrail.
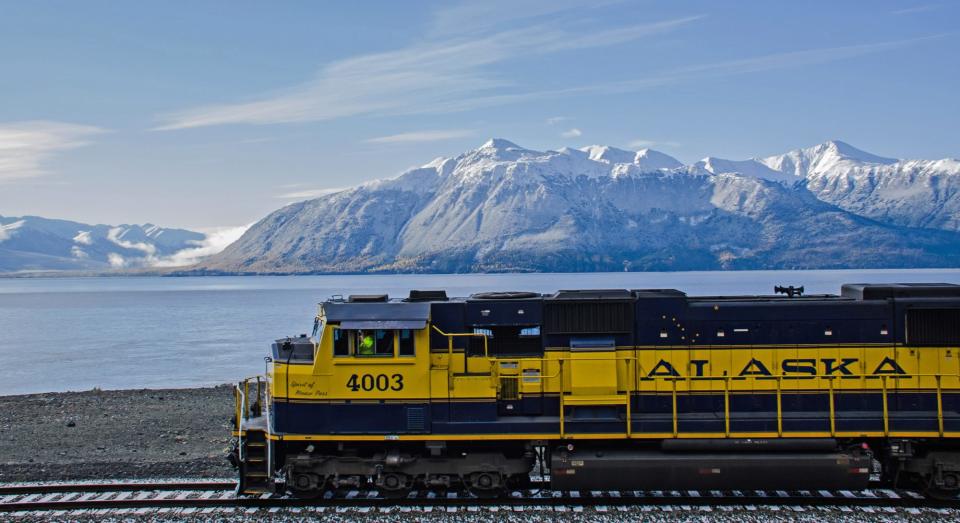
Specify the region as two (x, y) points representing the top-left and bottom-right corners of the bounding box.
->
(234, 375), (265, 427)
(430, 325), (489, 358)
(938, 375), (945, 436)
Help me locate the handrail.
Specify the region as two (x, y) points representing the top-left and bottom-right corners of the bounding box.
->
(430, 325), (489, 358)
(235, 383), (245, 461)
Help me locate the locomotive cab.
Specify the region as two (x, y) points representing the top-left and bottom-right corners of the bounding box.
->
(274, 295), (435, 435)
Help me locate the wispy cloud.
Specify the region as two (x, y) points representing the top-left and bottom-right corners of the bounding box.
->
(892, 4), (940, 15)
(394, 35), (952, 117)
(365, 129), (475, 144)
(0, 121), (105, 181)
(629, 139), (681, 149)
(239, 137), (278, 145)
(593, 34), (951, 95)
(429, 0), (623, 37)
(152, 0), (944, 134)
(561, 128), (583, 138)
(275, 187), (350, 200)
(154, 14), (704, 130)
(546, 116), (569, 125)
(150, 224), (252, 267)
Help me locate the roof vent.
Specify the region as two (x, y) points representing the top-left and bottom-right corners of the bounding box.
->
(550, 289), (634, 301)
(347, 294), (389, 303)
(470, 291), (540, 300)
(841, 283), (960, 300)
(406, 290), (448, 302)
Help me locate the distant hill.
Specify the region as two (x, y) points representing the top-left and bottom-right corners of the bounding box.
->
(0, 216), (205, 273)
(190, 139), (960, 274)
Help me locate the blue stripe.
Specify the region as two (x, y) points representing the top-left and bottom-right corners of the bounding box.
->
(270, 391), (956, 435)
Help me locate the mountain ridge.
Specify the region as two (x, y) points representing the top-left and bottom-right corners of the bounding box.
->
(0, 215), (207, 272)
(190, 139), (960, 274)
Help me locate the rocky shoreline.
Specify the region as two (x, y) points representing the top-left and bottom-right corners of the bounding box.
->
(0, 386), (235, 483)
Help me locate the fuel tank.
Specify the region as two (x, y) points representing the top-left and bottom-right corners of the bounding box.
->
(550, 445), (871, 491)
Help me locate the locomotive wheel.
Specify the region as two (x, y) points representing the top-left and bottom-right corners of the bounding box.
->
(377, 473), (412, 499)
(288, 472), (325, 499)
(925, 472), (960, 500)
(467, 471), (505, 498)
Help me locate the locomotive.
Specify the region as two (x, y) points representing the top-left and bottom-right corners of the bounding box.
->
(232, 283), (960, 498)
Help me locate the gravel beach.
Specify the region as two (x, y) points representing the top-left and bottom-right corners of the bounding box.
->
(4, 386), (960, 522)
(0, 386), (235, 482)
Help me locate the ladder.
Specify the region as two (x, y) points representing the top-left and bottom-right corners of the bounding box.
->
(239, 429), (271, 494)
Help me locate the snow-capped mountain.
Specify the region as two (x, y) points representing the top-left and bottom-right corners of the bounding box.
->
(0, 216), (206, 272)
(761, 141), (960, 231)
(193, 139), (960, 274)
(687, 140), (960, 230)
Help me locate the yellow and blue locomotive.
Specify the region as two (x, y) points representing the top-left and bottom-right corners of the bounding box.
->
(232, 283), (960, 498)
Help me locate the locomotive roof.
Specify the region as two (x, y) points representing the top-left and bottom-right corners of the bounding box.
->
(322, 283), (960, 305)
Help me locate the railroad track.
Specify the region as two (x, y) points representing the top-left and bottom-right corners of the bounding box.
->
(2, 481), (959, 517)
(0, 480), (236, 496)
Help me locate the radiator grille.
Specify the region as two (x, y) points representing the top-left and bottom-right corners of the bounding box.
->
(544, 301), (633, 334)
(907, 308), (960, 346)
(500, 377), (519, 400)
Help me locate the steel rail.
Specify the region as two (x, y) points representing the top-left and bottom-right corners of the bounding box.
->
(0, 481), (236, 496)
(2, 489), (959, 513)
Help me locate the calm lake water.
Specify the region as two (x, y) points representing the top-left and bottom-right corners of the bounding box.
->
(2, 269), (959, 395)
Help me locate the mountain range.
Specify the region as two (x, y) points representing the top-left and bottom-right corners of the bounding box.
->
(190, 139), (960, 274)
(0, 216), (206, 273)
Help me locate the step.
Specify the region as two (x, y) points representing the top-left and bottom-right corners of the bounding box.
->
(562, 394), (628, 406)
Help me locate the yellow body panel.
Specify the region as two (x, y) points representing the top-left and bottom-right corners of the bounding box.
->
(260, 320), (960, 440)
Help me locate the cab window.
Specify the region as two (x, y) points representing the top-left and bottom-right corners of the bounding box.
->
(348, 329), (393, 357)
(333, 329), (349, 356)
(399, 329), (415, 356)
(333, 328), (416, 357)
(374, 330), (393, 356)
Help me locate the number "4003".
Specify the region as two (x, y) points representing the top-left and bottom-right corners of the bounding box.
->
(346, 373), (403, 392)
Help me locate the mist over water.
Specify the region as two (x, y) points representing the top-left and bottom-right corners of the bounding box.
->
(1, 269), (958, 395)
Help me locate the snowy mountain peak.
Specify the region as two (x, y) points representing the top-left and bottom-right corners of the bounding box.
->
(694, 156), (796, 184)
(580, 145), (636, 165)
(480, 138), (522, 151)
(759, 140), (898, 178)
(575, 145), (682, 172)
(820, 140), (896, 165)
(635, 148), (683, 171)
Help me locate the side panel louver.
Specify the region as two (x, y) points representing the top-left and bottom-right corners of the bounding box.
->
(906, 309), (960, 346)
(544, 302), (633, 334)
(406, 407), (426, 432)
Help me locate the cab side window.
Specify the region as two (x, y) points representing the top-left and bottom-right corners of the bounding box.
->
(374, 330), (393, 356)
(333, 329), (415, 357)
(399, 329), (415, 356)
(333, 329), (349, 356)
(354, 329), (393, 357)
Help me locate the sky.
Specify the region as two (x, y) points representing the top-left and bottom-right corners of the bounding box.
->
(0, 0), (958, 230)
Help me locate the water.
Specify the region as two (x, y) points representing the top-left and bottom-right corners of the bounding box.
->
(1, 269), (959, 395)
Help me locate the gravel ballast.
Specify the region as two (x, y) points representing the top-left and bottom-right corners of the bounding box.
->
(0, 385), (235, 482)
